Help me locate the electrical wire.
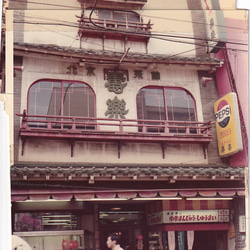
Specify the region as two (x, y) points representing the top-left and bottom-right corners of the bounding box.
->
(13, 8), (248, 48)
(13, 19), (248, 52)
(141, 14), (248, 32)
(10, 0), (248, 33)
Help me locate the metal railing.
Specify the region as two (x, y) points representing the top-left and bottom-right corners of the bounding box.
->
(78, 17), (152, 33)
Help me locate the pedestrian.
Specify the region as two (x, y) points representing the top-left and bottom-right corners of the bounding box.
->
(106, 232), (124, 250)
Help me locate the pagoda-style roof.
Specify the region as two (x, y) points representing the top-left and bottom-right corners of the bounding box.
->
(14, 42), (223, 71)
(11, 164), (245, 182)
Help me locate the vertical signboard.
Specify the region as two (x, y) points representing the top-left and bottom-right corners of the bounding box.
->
(177, 231), (185, 250)
(214, 92), (243, 157)
(201, 0), (227, 52)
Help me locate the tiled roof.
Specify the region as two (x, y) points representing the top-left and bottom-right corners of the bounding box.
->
(11, 164), (245, 182)
(14, 42), (223, 67)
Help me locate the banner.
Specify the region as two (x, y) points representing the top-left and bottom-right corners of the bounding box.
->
(187, 231), (194, 250)
(177, 231), (185, 250)
(168, 231), (175, 250)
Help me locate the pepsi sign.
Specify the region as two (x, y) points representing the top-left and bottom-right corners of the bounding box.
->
(215, 100), (231, 128)
(214, 93), (243, 157)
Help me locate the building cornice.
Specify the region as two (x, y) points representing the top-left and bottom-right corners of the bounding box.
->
(13, 42), (223, 72)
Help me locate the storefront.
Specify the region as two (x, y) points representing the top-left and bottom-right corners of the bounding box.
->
(11, 188), (243, 250)
(147, 208), (230, 250)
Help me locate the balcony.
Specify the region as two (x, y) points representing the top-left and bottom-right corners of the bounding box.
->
(77, 16), (152, 42)
(17, 110), (213, 158)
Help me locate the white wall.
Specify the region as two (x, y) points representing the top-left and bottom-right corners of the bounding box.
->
(0, 103), (11, 250)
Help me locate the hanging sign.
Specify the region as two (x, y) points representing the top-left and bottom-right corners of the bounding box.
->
(177, 231), (185, 250)
(187, 231), (194, 250)
(168, 231), (175, 250)
(214, 92), (243, 157)
(239, 216), (246, 233)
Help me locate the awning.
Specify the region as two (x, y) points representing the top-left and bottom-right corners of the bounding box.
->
(11, 188), (245, 202)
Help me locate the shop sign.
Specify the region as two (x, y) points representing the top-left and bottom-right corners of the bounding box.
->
(148, 209), (229, 225)
(239, 216), (246, 232)
(201, 0), (227, 52)
(148, 211), (164, 225)
(214, 92), (243, 157)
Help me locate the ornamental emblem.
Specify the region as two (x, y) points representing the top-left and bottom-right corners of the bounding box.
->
(105, 96), (129, 119)
(105, 72), (127, 94)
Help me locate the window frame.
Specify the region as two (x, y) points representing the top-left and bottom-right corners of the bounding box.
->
(27, 79), (96, 118)
(136, 86), (197, 133)
(98, 9), (141, 23)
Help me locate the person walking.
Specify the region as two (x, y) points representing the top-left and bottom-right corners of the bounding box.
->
(106, 232), (124, 250)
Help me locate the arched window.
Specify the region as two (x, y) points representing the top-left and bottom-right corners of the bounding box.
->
(136, 87), (196, 133)
(28, 80), (95, 127)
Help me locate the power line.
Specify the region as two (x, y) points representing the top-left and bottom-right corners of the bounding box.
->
(141, 14), (248, 32)
(12, 1), (248, 57)
(14, 21), (247, 52)
(10, 0), (248, 32)
(13, 7), (248, 47)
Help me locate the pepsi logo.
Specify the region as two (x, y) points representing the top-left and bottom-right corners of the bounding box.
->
(215, 99), (231, 128)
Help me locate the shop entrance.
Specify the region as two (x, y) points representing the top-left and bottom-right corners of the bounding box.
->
(99, 206), (146, 250)
(100, 225), (141, 250)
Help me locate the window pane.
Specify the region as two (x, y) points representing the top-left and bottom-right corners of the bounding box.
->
(165, 88), (195, 121)
(14, 212), (80, 232)
(127, 13), (140, 23)
(62, 82), (95, 117)
(29, 81), (61, 116)
(137, 88), (165, 121)
(99, 9), (112, 20)
(29, 80), (95, 118)
(114, 11), (126, 21)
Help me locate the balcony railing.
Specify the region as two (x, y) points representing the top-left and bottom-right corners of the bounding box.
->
(17, 110), (213, 158)
(77, 17), (152, 41)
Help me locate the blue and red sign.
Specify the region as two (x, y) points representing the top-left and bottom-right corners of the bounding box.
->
(215, 99), (231, 128)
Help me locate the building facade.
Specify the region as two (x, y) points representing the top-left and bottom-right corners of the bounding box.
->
(1, 0), (248, 249)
